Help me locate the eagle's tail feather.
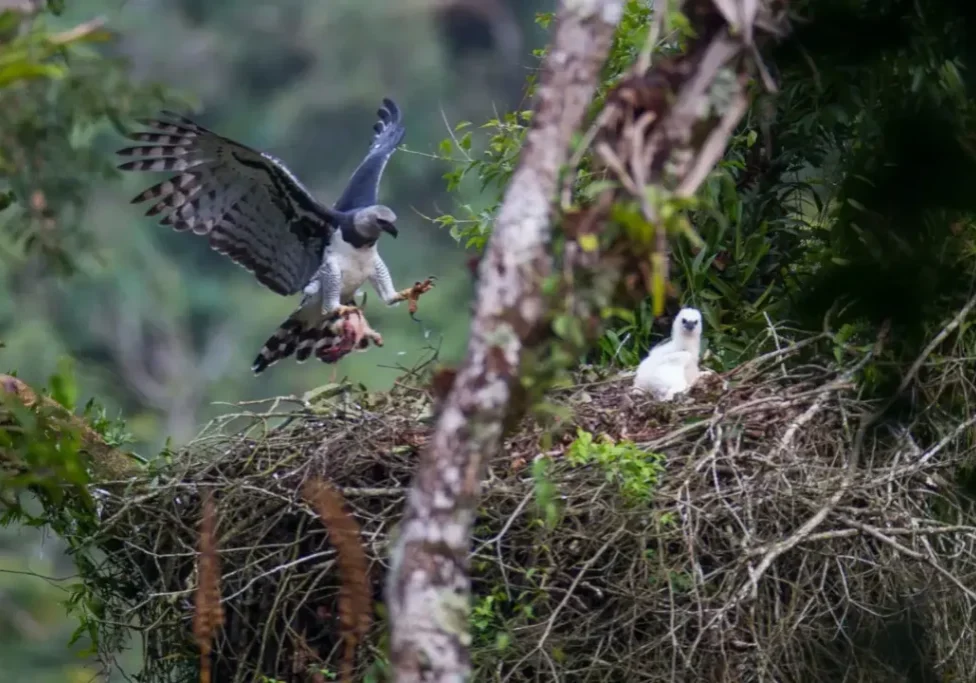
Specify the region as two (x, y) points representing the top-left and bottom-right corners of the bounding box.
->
(251, 304), (382, 375)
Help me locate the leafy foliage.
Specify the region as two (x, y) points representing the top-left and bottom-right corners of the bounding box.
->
(431, 0), (976, 394)
(0, 356), (134, 678)
(0, 6), (184, 274)
(433, 111), (531, 251)
(431, 4), (736, 365)
(566, 428), (665, 504)
(0, 361), (90, 507)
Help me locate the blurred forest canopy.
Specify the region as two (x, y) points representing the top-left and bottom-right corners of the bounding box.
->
(4, 0), (976, 680)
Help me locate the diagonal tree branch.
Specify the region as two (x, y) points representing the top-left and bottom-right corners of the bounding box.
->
(385, 1), (626, 681)
(0, 374), (139, 480)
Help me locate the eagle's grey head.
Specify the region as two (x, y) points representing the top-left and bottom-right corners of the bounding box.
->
(353, 205), (398, 240)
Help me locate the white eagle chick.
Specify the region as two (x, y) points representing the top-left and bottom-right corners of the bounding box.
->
(633, 307), (703, 400)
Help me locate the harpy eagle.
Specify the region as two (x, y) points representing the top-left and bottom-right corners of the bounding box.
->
(633, 307), (703, 400)
(116, 98), (434, 374)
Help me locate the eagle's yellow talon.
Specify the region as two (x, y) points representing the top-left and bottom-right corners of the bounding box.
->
(332, 304), (360, 319)
(395, 277), (436, 315)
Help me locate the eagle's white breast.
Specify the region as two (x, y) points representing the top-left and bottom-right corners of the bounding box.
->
(329, 233), (378, 301)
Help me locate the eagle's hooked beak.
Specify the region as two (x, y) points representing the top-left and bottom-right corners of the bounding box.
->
(382, 223), (399, 238)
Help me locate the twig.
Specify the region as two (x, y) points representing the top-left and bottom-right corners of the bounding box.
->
(501, 526), (626, 682)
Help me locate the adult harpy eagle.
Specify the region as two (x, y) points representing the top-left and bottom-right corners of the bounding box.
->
(117, 98), (435, 374)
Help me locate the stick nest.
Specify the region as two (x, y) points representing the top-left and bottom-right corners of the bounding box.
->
(83, 337), (976, 683)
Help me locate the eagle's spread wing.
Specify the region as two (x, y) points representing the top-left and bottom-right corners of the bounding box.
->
(117, 112), (337, 296)
(333, 98), (405, 212)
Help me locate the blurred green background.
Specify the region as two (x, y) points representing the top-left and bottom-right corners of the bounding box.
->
(0, 1), (546, 680)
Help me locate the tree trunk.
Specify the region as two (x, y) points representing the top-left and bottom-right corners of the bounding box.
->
(385, 1), (625, 681)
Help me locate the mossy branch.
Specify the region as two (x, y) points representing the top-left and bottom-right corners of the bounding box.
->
(0, 373), (140, 482)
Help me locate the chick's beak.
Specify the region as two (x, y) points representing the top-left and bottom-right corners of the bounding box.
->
(682, 320), (698, 331)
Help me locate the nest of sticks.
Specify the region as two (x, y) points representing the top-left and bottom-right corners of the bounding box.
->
(81, 332), (976, 683)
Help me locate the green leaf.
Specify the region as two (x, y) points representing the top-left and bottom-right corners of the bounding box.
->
(48, 356), (78, 411)
(650, 252), (666, 316)
(601, 307), (635, 323)
(580, 178), (617, 199)
(0, 61), (66, 87)
(0, 10), (22, 40)
(52, 28), (115, 48)
(579, 233), (598, 252)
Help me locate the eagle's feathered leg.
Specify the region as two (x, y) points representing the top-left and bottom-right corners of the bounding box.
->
(314, 255), (359, 318)
(369, 257), (436, 317)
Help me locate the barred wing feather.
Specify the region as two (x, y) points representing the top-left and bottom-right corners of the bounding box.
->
(333, 98), (405, 212)
(117, 112), (336, 296)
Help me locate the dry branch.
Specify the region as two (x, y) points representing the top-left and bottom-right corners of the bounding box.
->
(561, 0), (790, 313)
(386, 1), (626, 681)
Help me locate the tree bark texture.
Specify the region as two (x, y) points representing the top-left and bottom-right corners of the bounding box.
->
(385, 1), (625, 681)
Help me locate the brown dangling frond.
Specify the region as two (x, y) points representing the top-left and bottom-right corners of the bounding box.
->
(193, 491), (224, 683)
(303, 479), (371, 683)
